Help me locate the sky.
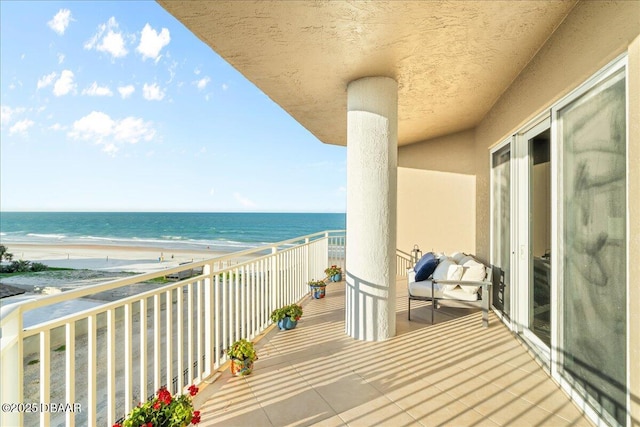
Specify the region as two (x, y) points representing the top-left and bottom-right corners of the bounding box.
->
(0, 1), (347, 213)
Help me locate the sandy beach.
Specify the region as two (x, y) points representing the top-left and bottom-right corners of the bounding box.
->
(4, 243), (225, 273)
(0, 243), (235, 327)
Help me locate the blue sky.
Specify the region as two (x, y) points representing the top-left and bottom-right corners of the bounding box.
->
(0, 1), (346, 213)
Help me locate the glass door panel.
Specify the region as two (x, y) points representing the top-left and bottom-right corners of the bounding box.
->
(528, 129), (551, 347)
(558, 66), (626, 426)
(491, 144), (511, 319)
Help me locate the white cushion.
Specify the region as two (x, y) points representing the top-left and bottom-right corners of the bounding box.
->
(408, 280), (479, 302)
(433, 257), (456, 291)
(462, 258), (483, 267)
(450, 252), (466, 263)
(432, 257), (454, 280)
(459, 255), (477, 265)
(447, 264), (464, 281)
(460, 264), (486, 294)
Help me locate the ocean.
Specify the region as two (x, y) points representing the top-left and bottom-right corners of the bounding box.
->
(0, 212), (346, 253)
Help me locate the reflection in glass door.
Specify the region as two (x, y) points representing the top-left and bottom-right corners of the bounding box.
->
(491, 144), (511, 319)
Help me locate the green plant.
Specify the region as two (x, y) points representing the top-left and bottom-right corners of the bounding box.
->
(30, 262), (48, 272)
(0, 245), (13, 262)
(308, 279), (326, 287)
(115, 384), (200, 427)
(270, 304), (303, 322)
(324, 265), (342, 277)
(227, 339), (257, 361)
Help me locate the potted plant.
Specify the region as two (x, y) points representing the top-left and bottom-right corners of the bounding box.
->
(270, 303), (303, 330)
(309, 279), (327, 299)
(227, 338), (257, 376)
(324, 265), (343, 282)
(115, 384), (201, 426)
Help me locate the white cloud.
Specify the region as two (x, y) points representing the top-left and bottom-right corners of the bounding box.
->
(69, 111), (113, 140)
(194, 68), (201, 75)
(195, 77), (210, 90)
(9, 119), (35, 135)
(53, 70), (76, 96)
(167, 61), (178, 83)
(37, 72), (57, 89)
(49, 123), (65, 131)
(142, 83), (165, 101)
(48, 9), (72, 35)
(68, 111), (155, 154)
(1, 105), (26, 127)
(221, 83), (229, 91)
(113, 117), (156, 143)
(118, 85), (135, 99)
(234, 192), (256, 208)
(137, 23), (170, 62)
(82, 82), (113, 97)
(85, 17), (128, 59)
(209, 188), (215, 196)
(58, 53), (65, 64)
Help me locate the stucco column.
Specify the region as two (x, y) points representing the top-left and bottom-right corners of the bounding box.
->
(345, 76), (398, 341)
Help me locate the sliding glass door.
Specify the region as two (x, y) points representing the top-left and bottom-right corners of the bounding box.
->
(555, 62), (627, 426)
(521, 121), (551, 350)
(491, 56), (628, 426)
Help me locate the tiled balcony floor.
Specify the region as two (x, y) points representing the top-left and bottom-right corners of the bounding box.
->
(198, 279), (593, 427)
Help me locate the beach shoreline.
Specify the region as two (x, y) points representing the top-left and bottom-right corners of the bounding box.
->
(3, 242), (226, 271)
(0, 242), (236, 307)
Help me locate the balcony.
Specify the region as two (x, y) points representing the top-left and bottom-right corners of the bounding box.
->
(1, 231), (592, 426)
(198, 281), (593, 426)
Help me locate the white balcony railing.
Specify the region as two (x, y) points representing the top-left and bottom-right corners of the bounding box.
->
(396, 249), (413, 276)
(0, 230), (345, 427)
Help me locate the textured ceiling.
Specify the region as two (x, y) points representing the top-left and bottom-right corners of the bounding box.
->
(158, 1), (577, 146)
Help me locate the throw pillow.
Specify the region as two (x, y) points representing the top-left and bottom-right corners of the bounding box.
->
(415, 257), (439, 282)
(414, 252), (435, 274)
(432, 257), (455, 281)
(460, 264), (486, 294)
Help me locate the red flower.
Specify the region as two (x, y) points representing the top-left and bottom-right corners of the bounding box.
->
(113, 424), (122, 427)
(158, 387), (172, 405)
(145, 423), (153, 427)
(188, 384), (199, 396)
(191, 410), (201, 424)
(153, 401), (162, 410)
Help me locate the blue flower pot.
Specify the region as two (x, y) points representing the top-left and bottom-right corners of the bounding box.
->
(310, 285), (326, 299)
(331, 273), (342, 282)
(277, 317), (298, 330)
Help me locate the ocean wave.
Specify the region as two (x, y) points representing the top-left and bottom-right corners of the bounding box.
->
(27, 233), (67, 240)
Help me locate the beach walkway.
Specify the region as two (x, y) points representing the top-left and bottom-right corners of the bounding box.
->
(196, 278), (593, 427)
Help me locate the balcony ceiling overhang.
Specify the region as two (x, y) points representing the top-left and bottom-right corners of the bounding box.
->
(158, 1), (577, 146)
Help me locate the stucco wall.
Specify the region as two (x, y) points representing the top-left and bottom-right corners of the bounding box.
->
(397, 129), (476, 255)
